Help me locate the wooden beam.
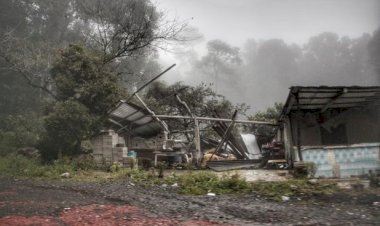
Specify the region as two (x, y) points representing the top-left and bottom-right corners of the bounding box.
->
(126, 64), (176, 102)
(134, 93), (169, 133)
(210, 110), (238, 159)
(320, 88), (348, 113)
(154, 115), (278, 126)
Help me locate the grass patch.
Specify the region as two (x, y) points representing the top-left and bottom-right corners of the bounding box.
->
(250, 179), (339, 201)
(0, 154), (341, 199)
(166, 171), (250, 195)
(0, 154), (98, 179)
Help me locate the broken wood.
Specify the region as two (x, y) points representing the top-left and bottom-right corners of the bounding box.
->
(210, 110), (238, 160)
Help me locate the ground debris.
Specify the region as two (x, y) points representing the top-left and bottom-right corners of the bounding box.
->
(0, 178), (379, 225)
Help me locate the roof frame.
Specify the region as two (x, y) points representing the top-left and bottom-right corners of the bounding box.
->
(320, 88), (348, 113)
(279, 86), (380, 121)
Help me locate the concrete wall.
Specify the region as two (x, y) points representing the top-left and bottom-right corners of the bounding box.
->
(303, 143), (380, 177)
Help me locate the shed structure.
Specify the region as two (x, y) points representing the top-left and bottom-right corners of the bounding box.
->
(278, 86), (380, 177)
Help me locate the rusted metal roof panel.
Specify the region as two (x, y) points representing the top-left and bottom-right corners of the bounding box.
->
(281, 86), (380, 117)
(109, 101), (162, 137)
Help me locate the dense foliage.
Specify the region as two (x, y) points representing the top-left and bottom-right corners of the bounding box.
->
(39, 45), (124, 160)
(0, 0), (183, 159)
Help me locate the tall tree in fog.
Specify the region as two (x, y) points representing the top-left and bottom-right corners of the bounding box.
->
(0, 0), (86, 109)
(117, 55), (162, 92)
(0, 0), (186, 114)
(0, 0), (187, 154)
(368, 28), (380, 80)
(213, 33), (377, 112)
(241, 39), (300, 111)
(251, 39), (299, 85)
(0, 0), (82, 151)
(298, 32), (377, 85)
(195, 39), (242, 103)
(75, 0), (185, 64)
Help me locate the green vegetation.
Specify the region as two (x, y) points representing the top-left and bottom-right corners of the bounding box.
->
(0, 154), (341, 199)
(108, 168), (341, 199)
(0, 114), (43, 155)
(0, 152), (345, 203)
(250, 180), (339, 201)
(38, 45), (125, 161)
(174, 171), (250, 195)
(248, 102), (284, 123)
(0, 154), (97, 179)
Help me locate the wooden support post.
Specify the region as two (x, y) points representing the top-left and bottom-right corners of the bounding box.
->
(296, 92), (303, 161)
(175, 94), (202, 166)
(194, 119), (201, 166)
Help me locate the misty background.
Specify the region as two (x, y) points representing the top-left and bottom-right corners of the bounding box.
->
(0, 0), (379, 160)
(156, 0), (380, 112)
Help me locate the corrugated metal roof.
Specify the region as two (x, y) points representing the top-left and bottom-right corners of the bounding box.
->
(281, 86), (380, 118)
(109, 101), (162, 137)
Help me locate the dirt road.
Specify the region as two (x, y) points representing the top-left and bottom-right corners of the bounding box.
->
(0, 178), (379, 225)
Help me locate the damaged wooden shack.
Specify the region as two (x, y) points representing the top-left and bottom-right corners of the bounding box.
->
(92, 101), (179, 167)
(277, 86), (380, 178)
(92, 99), (276, 169)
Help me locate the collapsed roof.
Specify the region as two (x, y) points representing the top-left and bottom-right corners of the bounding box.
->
(109, 101), (163, 137)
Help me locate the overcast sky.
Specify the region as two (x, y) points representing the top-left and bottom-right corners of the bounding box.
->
(157, 0), (380, 46)
(154, 0), (380, 112)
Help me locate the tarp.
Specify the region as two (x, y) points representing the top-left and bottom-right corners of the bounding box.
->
(241, 134), (261, 159)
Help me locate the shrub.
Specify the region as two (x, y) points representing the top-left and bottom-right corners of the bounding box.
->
(0, 154), (47, 178)
(71, 154), (97, 171)
(369, 173), (380, 188)
(305, 161), (318, 178)
(293, 161), (318, 178)
(175, 171), (249, 195)
(38, 100), (97, 161)
(0, 154), (84, 179)
(0, 114), (43, 156)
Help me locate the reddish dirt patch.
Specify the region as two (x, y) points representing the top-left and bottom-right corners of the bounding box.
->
(0, 191), (16, 196)
(0, 204), (227, 226)
(60, 204), (173, 226)
(0, 216), (58, 226)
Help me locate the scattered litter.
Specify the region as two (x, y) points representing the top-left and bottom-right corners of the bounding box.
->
(207, 192), (216, 196)
(161, 184), (168, 187)
(171, 183), (178, 187)
(129, 182), (135, 186)
(60, 172), (70, 178)
(308, 179), (318, 184)
(373, 202), (380, 206)
(281, 196), (290, 201)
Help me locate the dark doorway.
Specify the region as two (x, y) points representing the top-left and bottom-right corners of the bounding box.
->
(321, 123), (348, 145)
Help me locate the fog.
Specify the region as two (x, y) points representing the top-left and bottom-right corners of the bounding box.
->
(157, 0), (380, 112)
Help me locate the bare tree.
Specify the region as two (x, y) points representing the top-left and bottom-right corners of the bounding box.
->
(0, 31), (57, 98)
(75, 0), (188, 64)
(0, 0), (189, 99)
